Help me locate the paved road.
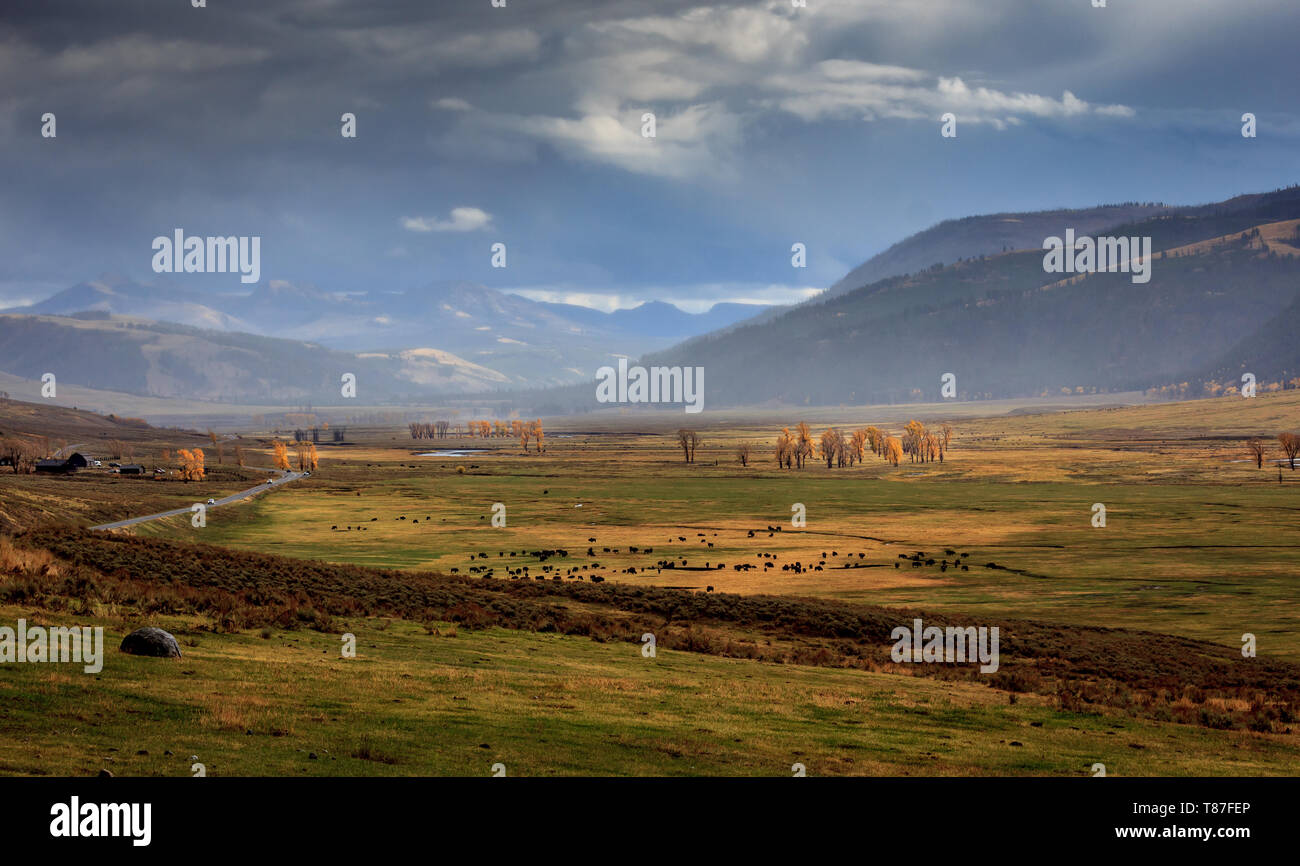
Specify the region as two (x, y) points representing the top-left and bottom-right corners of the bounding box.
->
(90, 468), (304, 530)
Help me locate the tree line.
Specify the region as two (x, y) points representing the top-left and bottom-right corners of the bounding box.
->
(676, 420), (955, 467)
(1149, 378), (1300, 401)
(409, 419), (547, 452)
(272, 440), (320, 472)
(769, 420), (951, 468)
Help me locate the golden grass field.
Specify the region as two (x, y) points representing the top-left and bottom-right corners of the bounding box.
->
(4, 608), (1298, 777)
(3, 389), (1299, 775)
(137, 390), (1300, 659)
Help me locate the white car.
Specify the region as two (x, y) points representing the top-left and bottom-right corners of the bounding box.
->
(206, 498), (217, 506)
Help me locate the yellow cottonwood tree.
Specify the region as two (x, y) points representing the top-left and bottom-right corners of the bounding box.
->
(177, 448), (206, 481)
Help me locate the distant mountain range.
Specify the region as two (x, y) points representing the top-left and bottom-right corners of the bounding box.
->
(4, 279), (768, 391)
(0, 312), (513, 403)
(4, 185), (1299, 410)
(636, 185), (1300, 408)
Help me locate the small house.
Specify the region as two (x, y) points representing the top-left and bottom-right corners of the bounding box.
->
(35, 458), (75, 474)
(118, 464), (146, 476)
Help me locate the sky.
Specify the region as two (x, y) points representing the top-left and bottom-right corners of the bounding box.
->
(1, 0), (1298, 312)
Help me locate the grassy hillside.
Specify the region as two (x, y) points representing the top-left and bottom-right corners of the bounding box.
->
(828, 202), (1176, 297)
(827, 185), (1300, 298)
(646, 218), (1300, 406)
(0, 395), (162, 442)
(7, 609), (1295, 777)
(0, 397), (277, 532)
(3, 528), (1299, 776)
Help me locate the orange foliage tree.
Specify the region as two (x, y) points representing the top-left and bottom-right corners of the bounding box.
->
(178, 448), (206, 481)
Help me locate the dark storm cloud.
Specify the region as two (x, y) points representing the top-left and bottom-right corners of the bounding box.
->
(1, 0), (1297, 308)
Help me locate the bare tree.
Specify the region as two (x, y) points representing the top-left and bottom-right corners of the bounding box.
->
(736, 443), (752, 467)
(1247, 438), (1267, 469)
(2, 439), (38, 473)
(677, 429), (700, 464)
(819, 428), (844, 468)
(903, 420), (927, 463)
(1280, 432), (1300, 470)
(794, 422), (813, 469)
(775, 429), (793, 468)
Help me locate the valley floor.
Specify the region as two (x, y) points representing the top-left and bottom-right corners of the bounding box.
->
(2, 390), (1298, 776)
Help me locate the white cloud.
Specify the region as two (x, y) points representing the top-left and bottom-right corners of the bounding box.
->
(591, 5), (809, 65)
(502, 101), (742, 179)
(401, 207), (493, 233)
(763, 61), (1132, 125)
(436, 3), (1134, 180)
(433, 97), (473, 112)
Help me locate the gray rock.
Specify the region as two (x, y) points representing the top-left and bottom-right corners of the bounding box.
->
(120, 627), (182, 658)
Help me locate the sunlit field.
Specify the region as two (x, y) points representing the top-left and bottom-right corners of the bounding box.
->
(4, 390), (1299, 776)
(3, 609), (1298, 777)
(138, 391), (1300, 660)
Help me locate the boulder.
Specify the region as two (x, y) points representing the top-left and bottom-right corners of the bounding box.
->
(120, 627), (182, 658)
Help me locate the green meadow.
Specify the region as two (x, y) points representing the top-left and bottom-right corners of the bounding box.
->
(6, 391), (1300, 776)
(144, 450), (1300, 663)
(2, 609), (1296, 777)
